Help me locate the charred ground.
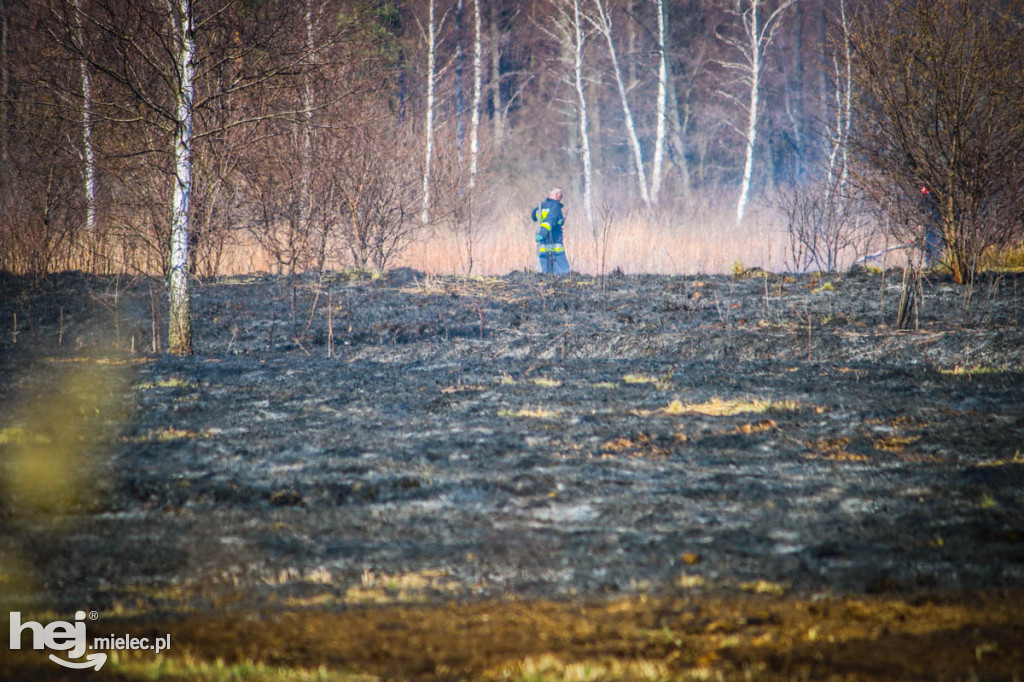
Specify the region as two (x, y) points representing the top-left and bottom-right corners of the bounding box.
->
(1, 267), (1023, 680)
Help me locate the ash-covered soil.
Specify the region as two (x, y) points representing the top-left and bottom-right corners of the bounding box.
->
(2, 267), (1024, 679)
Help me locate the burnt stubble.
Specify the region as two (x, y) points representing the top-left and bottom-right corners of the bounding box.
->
(2, 267), (1023, 679)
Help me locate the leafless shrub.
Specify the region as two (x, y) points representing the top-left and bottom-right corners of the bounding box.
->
(777, 172), (868, 273)
(331, 119), (424, 271)
(847, 0), (1024, 284)
(430, 121), (501, 274)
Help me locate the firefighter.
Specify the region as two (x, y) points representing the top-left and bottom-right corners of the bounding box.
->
(531, 187), (570, 275)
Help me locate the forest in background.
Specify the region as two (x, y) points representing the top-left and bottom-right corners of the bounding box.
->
(1, 0), (1022, 285)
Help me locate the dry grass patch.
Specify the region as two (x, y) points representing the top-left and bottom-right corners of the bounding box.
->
(491, 654), (669, 682)
(7, 591), (1024, 682)
(599, 433), (669, 459)
(874, 435), (921, 452)
(657, 397), (801, 417)
(805, 436), (870, 461)
(134, 376), (197, 390)
(732, 419), (778, 435)
(345, 569), (461, 605)
(441, 384), (486, 394)
(623, 373), (660, 385)
(940, 365), (1006, 377)
(499, 406), (560, 419)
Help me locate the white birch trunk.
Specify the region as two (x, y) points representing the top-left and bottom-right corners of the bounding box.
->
(824, 0), (851, 200)
(839, 0), (852, 194)
(571, 0), (594, 227)
(454, 0), (464, 157)
(168, 0), (195, 354)
(469, 0), (482, 190)
(591, 0), (650, 211)
(298, 0), (315, 266)
(421, 0), (436, 225)
(649, 0), (668, 205)
(728, 0), (797, 225)
(735, 4), (759, 224)
(73, 0), (96, 234)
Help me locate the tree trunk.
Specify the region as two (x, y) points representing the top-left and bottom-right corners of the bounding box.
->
(649, 0), (668, 205)
(469, 0), (482, 190)
(824, 0), (852, 204)
(455, 0), (464, 156)
(73, 0), (96, 236)
(734, 2), (760, 225)
(731, 0), (796, 224)
(168, 0), (195, 355)
(666, 58), (691, 200)
(421, 0), (436, 225)
(571, 0), (593, 227)
(790, 0), (805, 182)
(592, 0), (650, 211)
(298, 0), (315, 273)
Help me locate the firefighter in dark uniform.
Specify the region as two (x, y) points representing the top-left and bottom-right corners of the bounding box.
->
(531, 187), (570, 275)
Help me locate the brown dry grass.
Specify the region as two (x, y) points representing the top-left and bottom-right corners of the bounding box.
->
(360, 207), (788, 276)
(4, 591), (1022, 681)
(37, 204), (790, 278)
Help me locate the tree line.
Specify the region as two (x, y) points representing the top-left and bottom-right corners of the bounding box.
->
(1, 0), (1022, 352)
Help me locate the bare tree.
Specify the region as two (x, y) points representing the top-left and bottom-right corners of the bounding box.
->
(823, 0), (852, 198)
(48, 0), (310, 352)
(648, 0), (668, 204)
(847, 0), (1024, 284)
(418, 0), (449, 225)
(468, 0), (483, 191)
(778, 171), (863, 272)
(334, 115), (423, 271)
(716, 0), (797, 224)
(166, 0), (195, 355)
(541, 0), (595, 228)
(1, 2), (101, 277)
(778, 0), (862, 273)
(71, 0), (96, 236)
(589, 0), (653, 211)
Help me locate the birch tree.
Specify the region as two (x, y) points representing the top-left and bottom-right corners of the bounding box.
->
(468, 0), (482, 190)
(52, 0), (307, 353)
(419, 0), (444, 225)
(71, 0), (96, 235)
(824, 0), (852, 197)
(589, 0), (651, 210)
(648, 0), (668, 204)
(717, 0), (797, 224)
(296, 0), (318, 265)
(544, 0), (595, 227)
(167, 0), (195, 354)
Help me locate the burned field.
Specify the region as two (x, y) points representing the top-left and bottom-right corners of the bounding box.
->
(2, 267), (1024, 680)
